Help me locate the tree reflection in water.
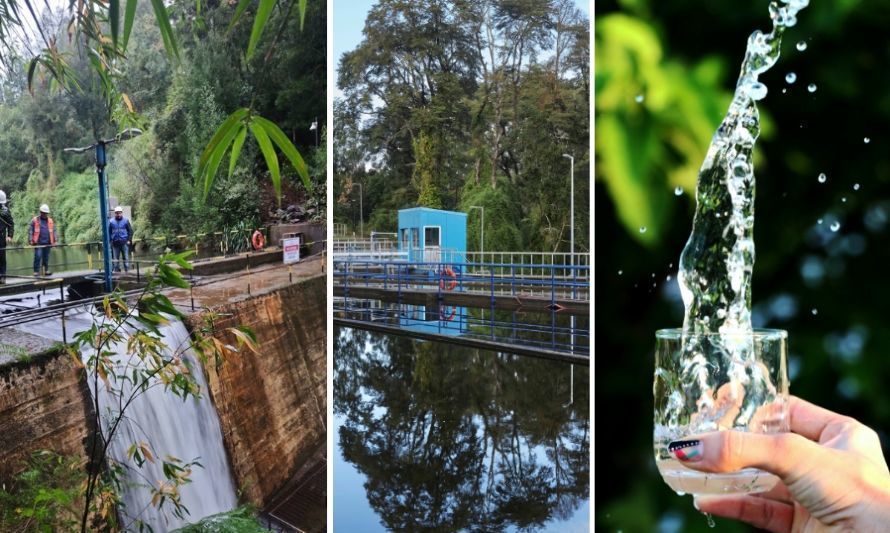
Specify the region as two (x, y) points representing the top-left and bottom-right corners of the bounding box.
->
(334, 327), (590, 532)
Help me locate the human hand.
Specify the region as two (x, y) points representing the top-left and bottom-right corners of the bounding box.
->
(671, 396), (890, 532)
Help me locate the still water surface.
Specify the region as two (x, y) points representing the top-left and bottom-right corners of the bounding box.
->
(333, 327), (590, 532)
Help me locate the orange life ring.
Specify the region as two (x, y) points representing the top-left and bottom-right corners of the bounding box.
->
(439, 305), (456, 322)
(439, 266), (457, 291)
(251, 230), (266, 250)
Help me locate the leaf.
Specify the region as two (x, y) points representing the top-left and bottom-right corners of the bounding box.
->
(247, 0), (276, 61)
(26, 57), (38, 95)
(109, 0), (120, 48)
(298, 0), (307, 30)
(253, 116), (310, 190)
(228, 0), (253, 30)
(198, 108), (249, 194)
(121, 92), (134, 113)
(122, 0), (138, 49)
(230, 327), (259, 354)
(228, 125), (247, 178)
(249, 120), (281, 200)
(149, 0), (179, 59)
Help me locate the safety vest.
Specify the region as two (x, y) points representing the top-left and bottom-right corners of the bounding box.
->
(31, 216), (55, 245)
(110, 217), (130, 243)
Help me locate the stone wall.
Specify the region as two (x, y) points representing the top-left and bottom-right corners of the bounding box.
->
(0, 352), (93, 481)
(186, 273), (326, 507)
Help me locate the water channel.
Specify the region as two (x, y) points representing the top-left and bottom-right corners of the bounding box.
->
(333, 326), (590, 532)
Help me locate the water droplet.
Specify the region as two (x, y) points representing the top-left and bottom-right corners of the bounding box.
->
(639, 226), (647, 234)
(782, 88), (787, 94)
(864, 137), (871, 144)
(666, 275), (672, 281)
(747, 82), (768, 100)
(842, 197), (847, 203)
(808, 83), (817, 93)
(817, 218), (823, 224)
(651, 273), (656, 278)
(854, 183), (860, 191)
(812, 308), (819, 315)
(785, 72), (797, 84)
(817, 172), (827, 183)
(635, 94), (644, 103)
(668, 263), (673, 268)
(796, 40), (808, 51)
(830, 221), (841, 232)
(618, 270), (623, 276)
(674, 186), (685, 196)
(706, 513), (716, 528)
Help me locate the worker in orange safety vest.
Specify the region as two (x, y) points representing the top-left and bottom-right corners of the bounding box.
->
(28, 204), (56, 277)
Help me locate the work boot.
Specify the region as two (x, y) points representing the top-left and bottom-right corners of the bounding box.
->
(44, 271), (52, 277)
(33, 272), (39, 277)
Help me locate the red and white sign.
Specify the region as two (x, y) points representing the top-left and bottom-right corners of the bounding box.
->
(283, 237), (301, 264)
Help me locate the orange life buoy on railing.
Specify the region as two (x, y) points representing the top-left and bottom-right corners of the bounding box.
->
(439, 304), (456, 322)
(251, 230), (266, 250)
(439, 266), (457, 291)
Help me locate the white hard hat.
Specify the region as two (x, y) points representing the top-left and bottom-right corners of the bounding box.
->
(0, 190), (6, 204)
(114, 206), (123, 212)
(39, 204), (49, 213)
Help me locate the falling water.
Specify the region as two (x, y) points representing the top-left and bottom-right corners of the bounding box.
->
(672, 0), (810, 429)
(17, 314), (238, 531)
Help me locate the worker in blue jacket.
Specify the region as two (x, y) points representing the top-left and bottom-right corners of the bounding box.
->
(109, 206), (134, 273)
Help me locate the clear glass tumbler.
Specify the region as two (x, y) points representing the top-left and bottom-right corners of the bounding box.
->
(653, 328), (789, 495)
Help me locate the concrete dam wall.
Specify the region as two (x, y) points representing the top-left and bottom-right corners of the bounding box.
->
(0, 272), (326, 517)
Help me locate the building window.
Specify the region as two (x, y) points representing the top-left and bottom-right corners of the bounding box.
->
(424, 227), (440, 247)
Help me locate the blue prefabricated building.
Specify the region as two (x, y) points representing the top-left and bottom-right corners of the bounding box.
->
(397, 207), (467, 263)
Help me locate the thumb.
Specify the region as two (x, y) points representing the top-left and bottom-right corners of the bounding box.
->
(669, 431), (833, 484)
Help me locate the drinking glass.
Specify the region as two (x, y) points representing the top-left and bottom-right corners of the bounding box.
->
(653, 328), (789, 495)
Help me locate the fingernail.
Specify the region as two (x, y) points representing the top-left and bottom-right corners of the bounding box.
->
(668, 439), (703, 462)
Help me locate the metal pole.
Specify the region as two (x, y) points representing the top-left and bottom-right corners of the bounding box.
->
(562, 153), (575, 353)
(96, 143), (113, 292)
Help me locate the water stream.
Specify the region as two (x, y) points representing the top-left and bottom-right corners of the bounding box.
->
(670, 0), (810, 430)
(16, 313), (238, 531)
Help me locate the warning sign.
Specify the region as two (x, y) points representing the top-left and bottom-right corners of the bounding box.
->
(283, 237), (301, 264)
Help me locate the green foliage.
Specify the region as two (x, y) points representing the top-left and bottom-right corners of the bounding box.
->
(595, 13), (733, 245)
(0, 451), (103, 532)
(459, 182), (523, 252)
(413, 132), (443, 209)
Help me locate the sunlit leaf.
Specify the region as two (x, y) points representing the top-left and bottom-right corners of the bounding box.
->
(298, 0), (307, 30)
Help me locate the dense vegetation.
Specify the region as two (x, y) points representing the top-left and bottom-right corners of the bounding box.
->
(334, 0), (589, 254)
(0, 0), (325, 246)
(597, 0), (890, 531)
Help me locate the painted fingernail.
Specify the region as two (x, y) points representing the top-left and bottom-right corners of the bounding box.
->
(668, 439), (703, 462)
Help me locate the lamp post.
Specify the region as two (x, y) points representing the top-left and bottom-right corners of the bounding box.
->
(469, 205), (484, 259)
(562, 153), (576, 399)
(64, 128), (143, 293)
(350, 182), (363, 237)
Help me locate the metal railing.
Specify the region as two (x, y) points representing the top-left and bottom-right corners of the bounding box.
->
(333, 258), (589, 301)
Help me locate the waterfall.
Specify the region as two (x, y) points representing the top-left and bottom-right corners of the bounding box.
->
(18, 314), (238, 531)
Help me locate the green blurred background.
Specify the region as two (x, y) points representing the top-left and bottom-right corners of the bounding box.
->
(595, 0), (890, 531)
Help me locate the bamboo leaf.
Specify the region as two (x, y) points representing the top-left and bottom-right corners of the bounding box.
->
(228, 125), (247, 178)
(252, 116), (310, 190)
(122, 0), (138, 49)
(249, 120), (281, 201)
(26, 57), (38, 95)
(203, 122), (243, 199)
(109, 0), (120, 48)
(149, 0), (179, 59)
(228, 0), (252, 30)
(198, 108), (249, 175)
(298, 0), (307, 30)
(246, 0), (276, 60)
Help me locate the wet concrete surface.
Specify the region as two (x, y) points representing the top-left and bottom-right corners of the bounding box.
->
(165, 254), (324, 310)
